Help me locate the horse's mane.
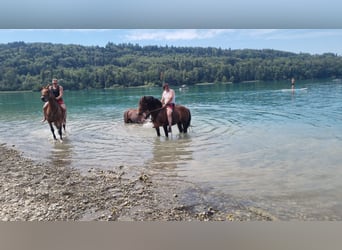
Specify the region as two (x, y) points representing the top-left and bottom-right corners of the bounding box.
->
(42, 84), (51, 90)
(142, 96), (162, 107)
(41, 85), (60, 108)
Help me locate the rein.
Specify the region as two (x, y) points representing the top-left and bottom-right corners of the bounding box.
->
(43, 88), (60, 109)
(144, 106), (165, 118)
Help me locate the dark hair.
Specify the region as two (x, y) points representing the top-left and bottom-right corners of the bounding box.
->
(163, 83), (169, 89)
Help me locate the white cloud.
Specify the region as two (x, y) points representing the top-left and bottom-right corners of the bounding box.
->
(242, 29), (279, 38)
(125, 29), (231, 41)
(243, 29), (342, 41)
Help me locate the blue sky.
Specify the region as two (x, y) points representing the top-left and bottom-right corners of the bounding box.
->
(0, 29), (341, 55)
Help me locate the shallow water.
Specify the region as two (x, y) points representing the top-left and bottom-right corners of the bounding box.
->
(1, 80), (342, 220)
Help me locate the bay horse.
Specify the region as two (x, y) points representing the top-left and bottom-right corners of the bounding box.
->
(41, 86), (66, 141)
(138, 96), (191, 137)
(123, 108), (146, 124)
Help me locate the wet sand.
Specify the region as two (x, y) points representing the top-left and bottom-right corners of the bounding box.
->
(0, 143), (275, 221)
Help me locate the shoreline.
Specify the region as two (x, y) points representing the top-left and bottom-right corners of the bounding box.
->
(0, 143), (274, 221)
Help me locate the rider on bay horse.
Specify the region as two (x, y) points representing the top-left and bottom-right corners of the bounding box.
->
(42, 78), (66, 124)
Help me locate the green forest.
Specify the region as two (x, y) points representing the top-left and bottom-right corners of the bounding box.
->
(0, 41), (341, 91)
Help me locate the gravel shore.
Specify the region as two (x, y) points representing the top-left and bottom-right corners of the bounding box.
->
(0, 143), (275, 221)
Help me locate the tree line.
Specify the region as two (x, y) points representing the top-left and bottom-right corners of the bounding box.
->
(0, 41), (341, 91)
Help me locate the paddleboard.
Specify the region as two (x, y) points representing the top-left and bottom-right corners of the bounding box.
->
(281, 87), (307, 92)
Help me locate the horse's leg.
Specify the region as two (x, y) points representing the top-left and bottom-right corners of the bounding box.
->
(183, 120), (189, 133)
(155, 127), (161, 137)
(58, 125), (63, 141)
(49, 123), (57, 140)
(177, 123), (183, 133)
(181, 120), (187, 133)
(163, 125), (169, 137)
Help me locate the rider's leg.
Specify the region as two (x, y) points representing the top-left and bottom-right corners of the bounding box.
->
(42, 102), (48, 122)
(167, 107), (172, 132)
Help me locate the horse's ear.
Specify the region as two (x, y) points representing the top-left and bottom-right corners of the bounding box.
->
(139, 96), (144, 104)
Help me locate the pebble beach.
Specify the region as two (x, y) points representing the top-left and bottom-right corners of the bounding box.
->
(0, 143), (275, 221)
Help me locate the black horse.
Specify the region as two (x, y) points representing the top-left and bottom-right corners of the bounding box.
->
(138, 96), (191, 137)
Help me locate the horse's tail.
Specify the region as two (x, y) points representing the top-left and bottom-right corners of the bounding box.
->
(183, 108), (191, 133)
(123, 110), (129, 123)
(63, 109), (67, 131)
(187, 109), (191, 127)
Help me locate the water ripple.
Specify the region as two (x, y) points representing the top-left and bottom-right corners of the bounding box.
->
(1, 81), (342, 220)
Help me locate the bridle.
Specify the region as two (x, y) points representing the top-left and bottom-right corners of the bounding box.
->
(41, 88), (51, 102)
(141, 106), (166, 119)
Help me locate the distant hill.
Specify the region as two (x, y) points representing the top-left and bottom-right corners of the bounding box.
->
(0, 42), (341, 91)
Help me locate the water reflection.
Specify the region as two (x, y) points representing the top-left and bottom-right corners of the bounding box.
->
(148, 135), (193, 176)
(47, 138), (73, 168)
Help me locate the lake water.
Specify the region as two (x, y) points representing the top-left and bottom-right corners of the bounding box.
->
(1, 79), (342, 220)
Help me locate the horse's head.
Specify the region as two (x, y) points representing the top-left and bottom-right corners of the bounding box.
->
(138, 96), (162, 116)
(40, 85), (51, 102)
(138, 96), (149, 115)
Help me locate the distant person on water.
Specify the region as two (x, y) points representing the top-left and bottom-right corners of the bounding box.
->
(291, 78), (295, 91)
(161, 83), (175, 133)
(42, 78), (66, 122)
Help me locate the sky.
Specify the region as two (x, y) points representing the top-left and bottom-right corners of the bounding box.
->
(0, 29), (341, 55)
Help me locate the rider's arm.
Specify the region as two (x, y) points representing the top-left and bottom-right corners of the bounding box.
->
(161, 92), (166, 104)
(56, 86), (64, 100)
